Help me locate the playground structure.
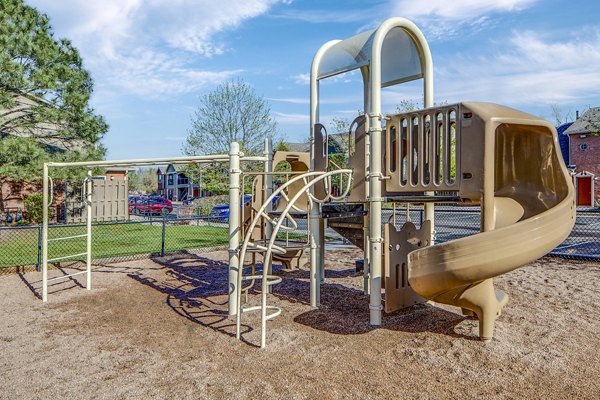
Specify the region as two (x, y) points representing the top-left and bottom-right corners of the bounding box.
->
(229, 17), (576, 347)
(40, 17), (575, 349)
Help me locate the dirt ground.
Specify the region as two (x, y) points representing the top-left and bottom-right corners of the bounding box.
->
(1, 246), (599, 400)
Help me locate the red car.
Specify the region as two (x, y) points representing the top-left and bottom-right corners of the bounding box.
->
(129, 196), (172, 215)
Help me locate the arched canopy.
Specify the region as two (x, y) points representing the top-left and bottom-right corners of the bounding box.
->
(316, 25), (424, 87)
(310, 17), (433, 144)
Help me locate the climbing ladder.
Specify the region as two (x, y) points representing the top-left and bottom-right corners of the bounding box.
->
(42, 172), (93, 302)
(235, 169), (353, 348)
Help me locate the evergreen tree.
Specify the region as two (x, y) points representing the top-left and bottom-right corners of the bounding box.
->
(0, 0), (108, 183)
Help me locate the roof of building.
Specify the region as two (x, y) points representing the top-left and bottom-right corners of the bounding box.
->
(0, 93), (88, 152)
(564, 107), (600, 135)
(286, 133), (348, 154)
(557, 122), (573, 165)
(286, 142), (310, 152)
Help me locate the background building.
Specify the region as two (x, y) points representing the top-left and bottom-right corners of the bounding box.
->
(156, 165), (201, 201)
(564, 108), (600, 206)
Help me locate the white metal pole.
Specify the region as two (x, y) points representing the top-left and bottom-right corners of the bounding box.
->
(309, 50), (321, 308)
(228, 142), (241, 315)
(361, 66), (371, 296)
(367, 17), (433, 326)
(42, 163), (49, 302)
(86, 169), (92, 290)
(264, 138), (273, 241)
(422, 35), (435, 245)
(368, 48), (384, 327)
(308, 41), (337, 307)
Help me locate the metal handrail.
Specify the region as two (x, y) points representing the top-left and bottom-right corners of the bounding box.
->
(236, 168), (352, 348)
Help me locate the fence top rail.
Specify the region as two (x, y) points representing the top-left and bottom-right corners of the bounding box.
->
(46, 154), (267, 168)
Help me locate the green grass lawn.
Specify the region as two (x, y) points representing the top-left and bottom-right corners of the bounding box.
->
(0, 222), (229, 268)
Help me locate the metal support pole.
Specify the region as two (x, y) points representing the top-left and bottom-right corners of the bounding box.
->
(86, 169), (92, 290)
(361, 66), (371, 296)
(160, 214), (166, 257)
(367, 110), (384, 326)
(264, 138), (273, 240)
(366, 18), (434, 325)
(264, 139), (274, 295)
(319, 218), (325, 283)
(42, 163), (49, 302)
(36, 225), (42, 272)
(362, 209), (370, 295)
(423, 32), (435, 244)
(228, 142), (241, 315)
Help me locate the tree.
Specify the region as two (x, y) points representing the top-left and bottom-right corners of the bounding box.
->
(183, 79), (281, 194)
(183, 79), (280, 156)
(550, 104), (574, 126)
(128, 168), (158, 194)
(0, 0), (108, 183)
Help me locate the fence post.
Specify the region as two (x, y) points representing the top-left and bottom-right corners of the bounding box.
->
(36, 225), (42, 272)
(161, 214), (167, 257)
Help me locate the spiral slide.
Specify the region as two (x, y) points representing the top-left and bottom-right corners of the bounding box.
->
(407, 114), (576, 341)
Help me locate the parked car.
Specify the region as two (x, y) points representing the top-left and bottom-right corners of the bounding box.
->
(209, 195), (252, 222)
(129, 196), (173, 215)
(182, 196), (201, 205)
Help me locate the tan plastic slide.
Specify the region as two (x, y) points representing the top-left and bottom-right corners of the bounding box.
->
(408, 109), (576, 341)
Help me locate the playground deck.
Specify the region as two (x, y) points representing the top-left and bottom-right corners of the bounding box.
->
(1, 248), (598, 399)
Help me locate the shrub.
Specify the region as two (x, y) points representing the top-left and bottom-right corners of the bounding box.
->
(24, 193), (52, 224)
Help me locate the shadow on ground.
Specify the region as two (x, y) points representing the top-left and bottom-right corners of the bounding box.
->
(137, 252), (477, 342)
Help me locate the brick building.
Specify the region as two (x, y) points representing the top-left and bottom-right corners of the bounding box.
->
(564, 107), (600, 206)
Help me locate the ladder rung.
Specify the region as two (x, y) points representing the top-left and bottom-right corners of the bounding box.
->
(247, 242), (286, 255)
(242, 275), (282, 285)
(241, 305), (282, 320)
(46, 270), (88, 282)
(48, 234), (89, 242)
(47, 252), (88, 263)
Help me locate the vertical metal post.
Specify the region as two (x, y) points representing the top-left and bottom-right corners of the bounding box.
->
(86, 169), (92, 290)
(264, 139), (274, 295)
(319, 218), (325, 283)
(42, 163), (49, 302)
(366, 18), (434, 326)
(367, 33), (385, 326)
(308, 40), (340, 308)
(423, 31), (435, 244)
(36, 225), (42, 272)
(264, 138), (273, 240)
(228, 142), (241, 315)
(361, 66), (371, 296)
(160, 214), (166, 257)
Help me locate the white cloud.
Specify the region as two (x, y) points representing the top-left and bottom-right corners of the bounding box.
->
(268, 97), (309, 104)
(28, 0), (290, 97)
(377, 27), (600, 113)
(390, 0), (537, 39)
(391, 0), (537, 21)
(292, 73), (310, 85)
(292, 69), (359, 86)
(435, 28), (600, 106)
(272, 9), (368, 24)
(273, 112), (310, 125)
(268, 96), (362, 105)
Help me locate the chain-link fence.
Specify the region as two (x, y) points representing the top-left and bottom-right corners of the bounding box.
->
(0, 206), (232, 271)
(382, 205), (599, 260)
(1, 204), (598, 271)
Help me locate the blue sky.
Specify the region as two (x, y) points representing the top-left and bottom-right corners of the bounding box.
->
(28, 0), (600, 160)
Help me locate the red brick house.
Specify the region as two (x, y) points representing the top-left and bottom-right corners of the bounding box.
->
(564, 107), (600, 206)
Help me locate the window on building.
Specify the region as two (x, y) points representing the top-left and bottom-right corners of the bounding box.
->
(579, 143), (589, 151)
(168, 174), (174, 185)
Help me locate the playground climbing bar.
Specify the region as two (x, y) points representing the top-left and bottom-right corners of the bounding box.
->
(41, 147), (267, 302)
